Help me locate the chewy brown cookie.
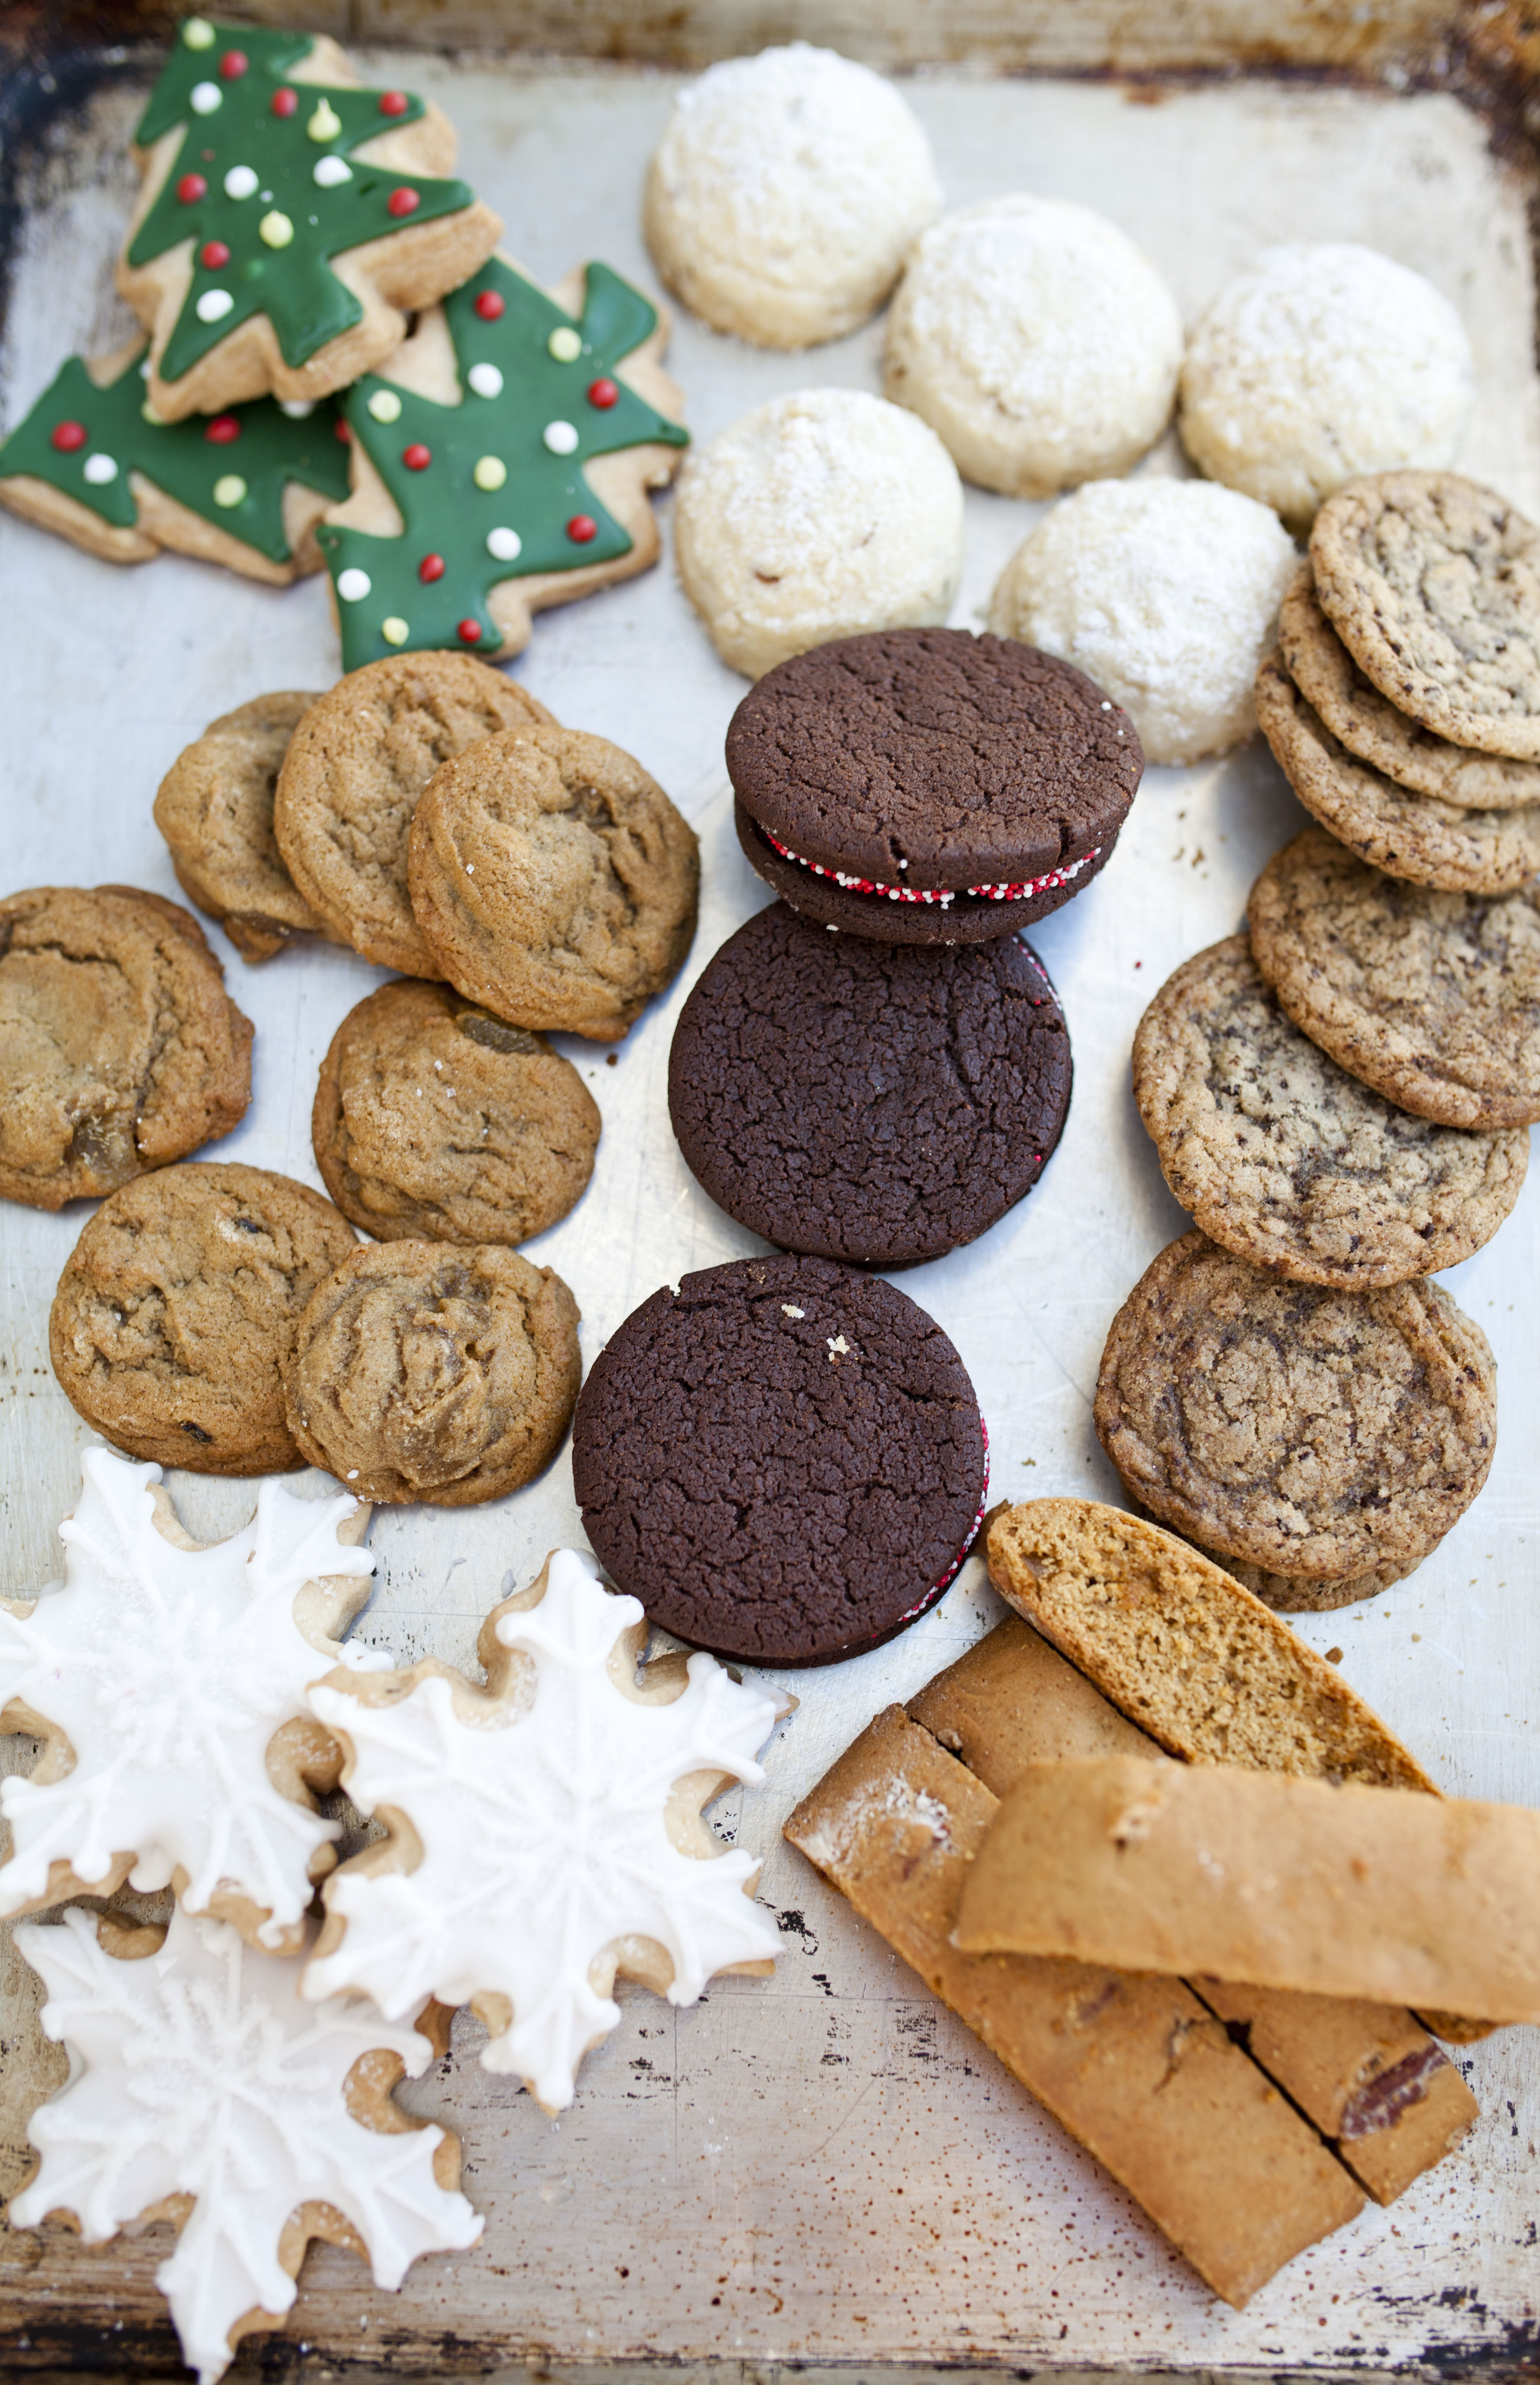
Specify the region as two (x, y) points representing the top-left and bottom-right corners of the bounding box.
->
(154, 691), (338, 962)
(0, 885), (253, 1211)
(283, 1240), (581, 1505)
(1256, 656), (1540, 894)
(1278, 565), (1540, 811)
(272, 652), (554, 975)
(313, 979), (600, 1247)
(50, 1162), (358, 1474)
(1310, 472), (1540, 761)
(1094, 1230), (1497, 1604)
(1132, 936), (1527, 1291)
(1248, 824), (1540, 1128)
(408, 727), (700, 1041)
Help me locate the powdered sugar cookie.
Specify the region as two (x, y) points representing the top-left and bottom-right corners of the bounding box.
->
(305, 1546), (783, 2111)
(643, 44), (940, 348)
(988, 479), (1297, 765)
(1179, 246), (1474, 533)
(884, 196), (1183, 496)
(117, 20), (501, 423)
(673, 388), (963, 678)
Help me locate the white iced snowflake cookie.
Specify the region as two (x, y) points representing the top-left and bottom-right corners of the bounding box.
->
(0, 1448), (388, 1953)
(643, 44), (941, 348)
(884, 195), (1183, 496)
(1179, 244), (1475, 532)
(989, 478), (1298, 765)
(304, 1548), (785, 2112)
(674, 388), (964, 679)
(10, 1904), (480, 2385)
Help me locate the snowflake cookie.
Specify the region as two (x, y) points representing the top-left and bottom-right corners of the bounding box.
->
(0, 1447), (388, 1952)
(10, 1903), (481, 2385)
(305, 1547), (784, 2111)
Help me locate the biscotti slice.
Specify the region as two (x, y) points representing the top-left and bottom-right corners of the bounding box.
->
(954, 1755), (1540, 2025)
(786, 1705), (1364, 2307)
(907, 1620), (1475, 2205)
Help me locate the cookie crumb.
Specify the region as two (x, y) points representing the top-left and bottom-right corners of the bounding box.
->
(827, 1334), (852, 1358)
(1324, 1646), (1344, 1663)
(782, 1305), (805, 1318)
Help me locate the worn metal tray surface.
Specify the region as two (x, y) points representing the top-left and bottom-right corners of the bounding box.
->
(1, 51), (1538, 2381)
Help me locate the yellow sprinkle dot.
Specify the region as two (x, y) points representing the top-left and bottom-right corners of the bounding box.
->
(258, 210), (294, 249)
(212, 474), (247, 508)
(473, 455), (507, 491)
(367, 389), (403, 424)
(140, 401), (164, 425)
(307, 99), (343, 143)
(381, 617), (409, 646)
(182, 16), (215, 46)
(547, 327), (582, 362)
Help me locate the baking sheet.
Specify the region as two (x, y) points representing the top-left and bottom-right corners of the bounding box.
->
(2, 54), (1539, 2375)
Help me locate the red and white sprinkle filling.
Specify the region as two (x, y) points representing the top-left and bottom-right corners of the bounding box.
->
(893, 1415), (992, 1630)
(763, 832), (1100, 907)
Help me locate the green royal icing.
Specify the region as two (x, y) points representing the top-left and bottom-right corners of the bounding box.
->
(318, 254), (689, 671)
(0, 347), (351, 564)
(127, 20), (477, 386)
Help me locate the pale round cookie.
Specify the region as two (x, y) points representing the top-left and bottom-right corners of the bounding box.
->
(1256, 654), (1540, 893)
(643, 44), (941, 349)
(884, 196), (1183, 496)
(153, 691), (337, 963)
(1179, 246), (1472, 533)
(988, 479), (1296, 765)
(673, 390), (964, 680)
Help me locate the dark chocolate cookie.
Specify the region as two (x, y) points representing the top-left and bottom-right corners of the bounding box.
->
(668, 903), (1072, 1266)
(572, 1254), (987, 1666)
(726, 628), (1142, 944)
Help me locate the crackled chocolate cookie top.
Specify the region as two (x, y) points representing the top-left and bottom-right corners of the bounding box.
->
(49, 1162), (358, 1474)
(1132, 936), (1527, 1291)
(571, 1254), (986, 1665)
(1094, 1229), (1497, 1591)
(668, 903), (1071, 1266)
(1248, 825), (1540, 1129)
(153, 690), (335, 964)
(0, 885), (253, 1212)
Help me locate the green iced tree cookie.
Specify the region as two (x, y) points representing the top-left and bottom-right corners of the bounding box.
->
(318, 254), (689, 671)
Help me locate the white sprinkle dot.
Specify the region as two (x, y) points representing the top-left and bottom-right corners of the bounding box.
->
(223, 164), (258, 200)
(196, 288), (234, 323)
(189, 80), (221, 114)
(337, 568), (371, 602)
(314, 155), (352, 189)
(543, 419), (578, 456)
(486, 526), (521, 562)
(278, 399), (315, 420)
(82, 454), (118, 485)
(468, 362), (504, 399)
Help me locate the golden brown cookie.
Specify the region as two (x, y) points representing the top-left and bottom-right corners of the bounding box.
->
(272, 652), (554, 975)
(1093, 1230), (1497, 1603)
(408, 726), (700, 1041)
(153, 691), (339, 962)
(50, 1162), (358, 1474)
(313, 979), (600, 1246)
(0, 885), (253, 1211)
(283, 1240), (581, 1505)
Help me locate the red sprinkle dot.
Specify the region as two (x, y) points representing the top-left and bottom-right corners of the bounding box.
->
(567, 514), (598, 544)
(474, 290), (505, 321)
(334, 417), (352, 442)
(378, 90), (410, 117)
(402, 443), (432, 471)
(176, 172), (208, 204)
(204, 414), (241, 445)
(418, 553), (446, 583)
(387, 186), (420, 218)
(51, 420), (88, 453)
(457, 619), (483, 644)
(271, 86), (298, 118)
(218, 49), (247, 78)
(587, 377), (619, 410)
(200, 239), (230, 269)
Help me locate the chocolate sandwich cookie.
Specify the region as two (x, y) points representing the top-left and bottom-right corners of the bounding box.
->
(572, 1254), (987, 1666)
(668, 903), (1071, 1266)
(727, 628), (1142, 944)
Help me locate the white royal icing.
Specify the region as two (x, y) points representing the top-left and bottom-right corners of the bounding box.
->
(305, 1549), (782, 2112)
(0, 1448), (383, 1946)
(11, 1904), (481, 2385)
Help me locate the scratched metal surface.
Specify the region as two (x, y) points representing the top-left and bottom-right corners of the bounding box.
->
(1, 53), (1538, 2378)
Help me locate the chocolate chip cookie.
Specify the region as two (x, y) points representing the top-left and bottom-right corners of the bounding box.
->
(0, 885), (253, 1211)
(1278, 564), (1540, 810)
(50, 1162), (358, 1473)
(668, 903), (1072, 1266)
(313, 979), (600, 1247)
(407, 726), (700, 1041)
(1311, 472), (1540, 761)
(283, 1240), (581, 1505)
(272, 652), (555, 976)
(153, 690), (339, 963)
(1133, 936), (1527, 1289)
(1095, 1230), (1497, 1604)
(1248, 825), (1540, 1128)
(1256, 654), (1540, 894)
(572, 1253), (987, 1666)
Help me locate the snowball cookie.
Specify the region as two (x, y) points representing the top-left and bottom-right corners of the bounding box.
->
(989, 480), (1298, 765)
(674, 389), (964, 680)
(643, 45), (941, 349)
(884, 196), (1183, 497)
(1179, 244), (1475, 533)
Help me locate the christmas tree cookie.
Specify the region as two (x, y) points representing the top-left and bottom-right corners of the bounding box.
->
(117, 19), (501, 423)
(318, 251), (689, 670)
(0, 342), (350, 581)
